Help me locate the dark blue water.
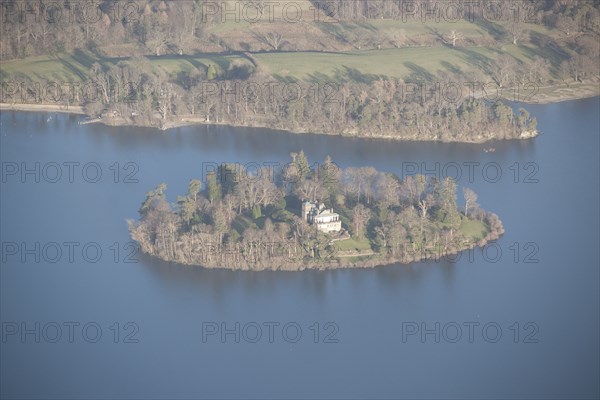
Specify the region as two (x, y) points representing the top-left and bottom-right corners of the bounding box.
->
(1, 97), (599, 399)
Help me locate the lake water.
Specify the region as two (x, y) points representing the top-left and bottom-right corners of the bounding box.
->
(1, 97), (599, 399)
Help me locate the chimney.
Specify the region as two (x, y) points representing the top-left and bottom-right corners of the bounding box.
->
(302, 202), (312, 222)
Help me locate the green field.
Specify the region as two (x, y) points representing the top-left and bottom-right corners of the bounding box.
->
(0, 0), (583, 91)
(458, 218), (489, 241)
(1, 41), (567, 85)
(0, 20), (567, 82)
(0, 51), (250, 82)
(335, 236), (372, 252)
(254, 44), (560, 81)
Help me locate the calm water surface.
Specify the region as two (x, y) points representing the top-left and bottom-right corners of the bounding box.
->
(1, 97), (599, 399)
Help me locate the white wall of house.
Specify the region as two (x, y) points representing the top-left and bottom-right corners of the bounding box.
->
(303, 202), (342, 233)
(314, 214), (338, 224)
(316, 221), (342, 233)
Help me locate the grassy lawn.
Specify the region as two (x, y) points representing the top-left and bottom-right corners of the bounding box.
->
(256, 47), (463, 80)
(335, 236), (372, 252)
(1, 24), (571, 89)
(458, 218), (489, 241)
(0, 54), (89, 81)
(0, 51), (250, 81)
(0, 13), (568, 84)
(254, 44), (561, 81)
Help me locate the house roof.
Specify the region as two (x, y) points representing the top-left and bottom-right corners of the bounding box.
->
(315, 211), (338, 218)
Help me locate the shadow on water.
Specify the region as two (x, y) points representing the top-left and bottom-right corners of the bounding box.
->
(139, 249), (461, 302)
(139, 251), (339, 301)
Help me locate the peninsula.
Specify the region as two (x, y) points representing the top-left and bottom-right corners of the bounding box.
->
(2, 1), (599, 142)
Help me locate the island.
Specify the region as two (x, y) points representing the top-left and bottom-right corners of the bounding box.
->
(128, 152), (504, 270)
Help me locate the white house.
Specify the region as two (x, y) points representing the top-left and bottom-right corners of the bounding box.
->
(302, 201), (342, 233)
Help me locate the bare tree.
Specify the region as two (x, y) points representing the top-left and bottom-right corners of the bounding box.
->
(446, 30), (464, 47)
(557, 16), (578, 38)
(418, 198), (430, 237)
(349, 28), (371, 50)
(90, 64), (109, 106)
(170, 2), (198, 54)
(352, 203), (371, 238)
(375, 173), (400, 209)
(527, 56), (550, 83)
(568, 56), (581, 82)
(235, 167), (281, 210)
(463, 188), (478, 217)
(492, 54), (518, 87)
(388, 28), (407, 48)
(558, 60), (572, 84)
(507, 22), (526, 45)
(256, 32), (285, 51)
(157, 83), (177, 120)
(294, 179), (326, 203)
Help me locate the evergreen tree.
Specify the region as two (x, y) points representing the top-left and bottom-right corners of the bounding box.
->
(218, 163), (239, 195)
(440, 177), (461, 233)
(291, 150), (310, 179)
(139, 183), (167, 216)
(206, 171), (222, 204)
(318, 155), (340, 199)
(207, 64), (218, 80)
(177, 179), (202, 225)
(188, 179), (202, 201)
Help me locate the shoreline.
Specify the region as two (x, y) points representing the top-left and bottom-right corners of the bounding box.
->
(2, 101), (533, 144)
(0, 103), (85, 114)
(134, 225), (504, 272)
(93, 115), (540, 144)
(2, 87), (597, 142)
(511, 83), (600, 104)
(131, 213), (505, 272)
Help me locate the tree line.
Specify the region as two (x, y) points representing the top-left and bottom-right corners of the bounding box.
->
(1, 1), (598, 58)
